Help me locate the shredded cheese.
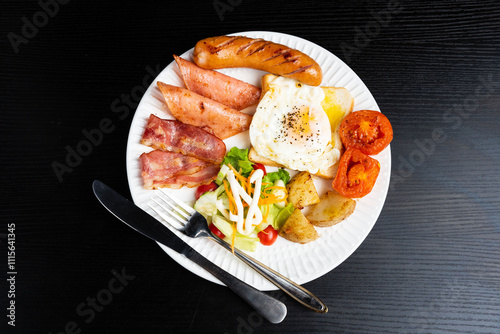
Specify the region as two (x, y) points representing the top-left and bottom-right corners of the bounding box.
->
(228, 164), (247, 185)
(231, 223), (237, 254)
(223, 180), (236, 215)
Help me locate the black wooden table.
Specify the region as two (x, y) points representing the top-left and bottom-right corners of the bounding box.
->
(2, 1), (499, 333)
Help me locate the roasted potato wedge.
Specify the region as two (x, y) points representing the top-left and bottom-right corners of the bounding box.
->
(286, 171), (320, 209)
(306, 190), (356, 227)
(279, 208), (319, 244)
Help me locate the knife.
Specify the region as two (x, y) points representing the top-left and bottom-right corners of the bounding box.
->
(92, 180), (287, 324)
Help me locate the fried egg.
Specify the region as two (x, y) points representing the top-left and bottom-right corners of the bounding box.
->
(249, 76), (341, 175)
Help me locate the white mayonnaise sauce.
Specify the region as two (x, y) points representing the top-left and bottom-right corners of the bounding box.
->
(227, 169), (264, 235)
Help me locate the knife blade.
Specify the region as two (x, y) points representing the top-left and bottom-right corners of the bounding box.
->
(92, 180), (286, 324)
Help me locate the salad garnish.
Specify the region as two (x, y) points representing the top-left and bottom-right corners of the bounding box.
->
(194, 147), (294, 251)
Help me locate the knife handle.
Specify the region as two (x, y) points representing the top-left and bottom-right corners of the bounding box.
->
(212, 238), (327, 313)
(182, 247), (287, 324)
(92, 180), (286, 324)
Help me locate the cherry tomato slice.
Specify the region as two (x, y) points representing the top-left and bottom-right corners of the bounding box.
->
(253, 163), (267, 175)
(258, 226), (278, 246)
(332, 148), (380, 198)
(195, 182), (218, 200)
(339, 110), (393, 155)
(209, 223), (225, 239)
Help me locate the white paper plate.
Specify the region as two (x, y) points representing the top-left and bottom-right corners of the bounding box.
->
(126, 31), (391, 290)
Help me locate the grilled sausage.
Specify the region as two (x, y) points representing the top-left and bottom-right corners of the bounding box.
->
(193, 36), (323, 86)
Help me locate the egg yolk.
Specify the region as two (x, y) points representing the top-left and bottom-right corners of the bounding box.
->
(284, 106), (311, 136)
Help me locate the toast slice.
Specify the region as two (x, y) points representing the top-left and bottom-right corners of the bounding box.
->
(321, 86), (354, 152)
(248, 146), (339, 179)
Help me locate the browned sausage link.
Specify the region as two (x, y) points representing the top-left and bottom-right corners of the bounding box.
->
(263, 49), (291, 62)
(284, 65), (313, 75)
(275, 55), (301, 67)
(237, 38), (264, 54)
(214, 36), (239, 49)
(205, 36), (240, 54)
(247, 41), (273, 56)
(193, 36), (323, 86)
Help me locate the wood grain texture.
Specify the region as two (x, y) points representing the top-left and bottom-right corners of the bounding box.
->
(1, 1), (499, 333)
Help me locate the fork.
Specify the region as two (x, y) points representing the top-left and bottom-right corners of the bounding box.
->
(149, 188), (328, 313)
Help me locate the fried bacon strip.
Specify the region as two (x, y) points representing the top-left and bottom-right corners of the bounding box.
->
(140, 150), (219, 190)
(155, 164), (220, 190)
(141, 114), (226, 165)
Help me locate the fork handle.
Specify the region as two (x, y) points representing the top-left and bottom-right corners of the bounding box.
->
(212, 238), (328, 313)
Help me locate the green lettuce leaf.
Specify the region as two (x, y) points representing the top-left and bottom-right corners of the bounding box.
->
(273, 203), (294, 230)
(262, 168), (291, 188)
(221, 147), (254, 176)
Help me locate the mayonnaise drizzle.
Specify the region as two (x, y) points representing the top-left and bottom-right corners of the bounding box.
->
(216, 199), (230, 220)
(227, 169), (264, 235)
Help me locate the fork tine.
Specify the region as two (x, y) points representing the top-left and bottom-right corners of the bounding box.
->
(148, 203), (183, 229)
(156, 192), (191, 220)
(158, 188), (196, 215)
(149, 198), (186, 227)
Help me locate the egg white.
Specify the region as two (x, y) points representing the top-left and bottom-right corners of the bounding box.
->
(249, 76), (340, 175)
